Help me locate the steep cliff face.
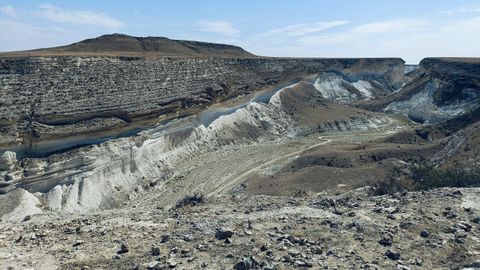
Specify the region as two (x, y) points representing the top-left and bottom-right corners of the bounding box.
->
(420, 58), (480, 107)
(0, 60), (404, 211)
(357, 58), (480, 124)
(0, 81), (397, 212)
(0, 56), (404, 157)
(0, 35), (407, 213)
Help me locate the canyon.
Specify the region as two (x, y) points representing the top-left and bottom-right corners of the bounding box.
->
(0, 35), (479, 269)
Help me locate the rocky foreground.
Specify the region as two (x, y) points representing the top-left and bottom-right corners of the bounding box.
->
(1, 187), (479, 270)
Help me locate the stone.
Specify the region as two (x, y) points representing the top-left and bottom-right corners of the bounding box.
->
(215, 227), (234, 240)
(455, 237), (466, 244)
(379, 237), (392, 246)
(4, 173), (14, 182)
(287, 235), (300, 244)
(471, 216), (480, 224)
(310, 246), (323, 255)
(146, 262), (169, 270)
(73, 240), (84, 247)
(117, 243), (129, 254)
(442, 210), (458, 219)
(0, 151), (16, 171)
(462, 261), (480, 269)
(399, 222), (415, 229)
(412, 258), (423, 266)
(282, 255), (293, 263)
(161, 235), (171, 243)
(151, 246), (161, 256)
(294, 260), (309, 267)
(235, 257), (256, 270)
(326, 248), (337, 256)
(170, 246), (179, 254)
(196, 244), (208, 252)
(455, 231), (467, 239)
(385, 250), (400, 260)
(420, 230), (429, 238)
(288, 249), (301, 257)
(183, 234), (193, 242)
(167, 260), (177, 268)
(445, 226), (457, 234)
(456, 222), (472, 232)
(180, 248), (191, 256)
(387, 214), (397, 220)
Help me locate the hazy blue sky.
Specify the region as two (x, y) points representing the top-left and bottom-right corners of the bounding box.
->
(1, 0), (480, 63)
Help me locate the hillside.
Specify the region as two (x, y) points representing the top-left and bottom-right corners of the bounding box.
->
(0, 33), (257, 58)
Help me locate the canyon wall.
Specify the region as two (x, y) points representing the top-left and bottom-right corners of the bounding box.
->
(0, 56), (404, 211)
(356, 58), (480, 125)
(0, 57), (404, 157)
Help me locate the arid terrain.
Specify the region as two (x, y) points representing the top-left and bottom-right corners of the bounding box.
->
(0, 35), (479, 269)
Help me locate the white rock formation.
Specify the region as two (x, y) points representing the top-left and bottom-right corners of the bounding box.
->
(0, 76), (396, 214)
(312, 73), (377, 102)
(0, 188), (42, 223)
(0, 151), (16, 171)
(385, 81), (476, 124)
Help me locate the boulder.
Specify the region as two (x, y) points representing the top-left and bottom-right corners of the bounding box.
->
(385, 250), (401, 260)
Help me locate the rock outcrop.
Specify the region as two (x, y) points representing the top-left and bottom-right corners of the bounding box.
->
(0, 151), (16, 171)
(0, 52), (404, 158)
(0, 35), (408, 212)
(0, 76), (398, 211)
(357, 57), (480, 124)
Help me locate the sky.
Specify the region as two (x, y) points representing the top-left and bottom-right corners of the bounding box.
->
(1, 0), (480, 63)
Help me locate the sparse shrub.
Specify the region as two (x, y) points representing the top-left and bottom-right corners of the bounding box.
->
(175, 193), (205, 208)
(372, 162), (480, 195)
(372, 174), (414, 195)
(411, 162), (480, 190)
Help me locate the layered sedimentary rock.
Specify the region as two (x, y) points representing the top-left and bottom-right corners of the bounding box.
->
(358, 57), (480, 124)
(0, 74), (397, 212)
(0, 34), (408, 213)
(0, 56), (404, 157)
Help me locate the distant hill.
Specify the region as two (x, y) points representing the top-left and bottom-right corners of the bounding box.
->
(0, 33), (257, 58)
